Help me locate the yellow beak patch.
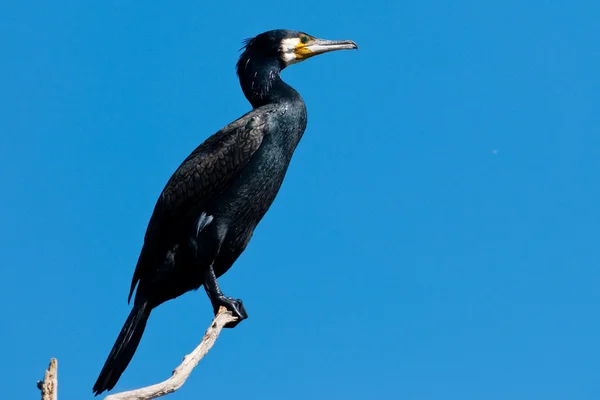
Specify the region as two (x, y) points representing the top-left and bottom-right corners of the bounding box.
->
(294, 43), (313, 60)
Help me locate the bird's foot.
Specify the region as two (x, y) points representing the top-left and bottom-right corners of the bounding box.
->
(211, 296), (248, 328)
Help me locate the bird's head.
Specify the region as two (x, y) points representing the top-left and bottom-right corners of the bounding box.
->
(240, 29), (358, 69)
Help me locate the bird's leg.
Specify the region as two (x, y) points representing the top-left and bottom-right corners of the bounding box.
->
(203, 264), (248, 328)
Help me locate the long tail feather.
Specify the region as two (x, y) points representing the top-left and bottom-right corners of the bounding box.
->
(92, 302), (150, 395)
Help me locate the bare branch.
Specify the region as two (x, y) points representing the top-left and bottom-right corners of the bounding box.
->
(38, 358), (58, 400)
(104, 307), (237, 400)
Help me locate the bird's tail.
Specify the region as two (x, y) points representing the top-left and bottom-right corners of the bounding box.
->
(92, 301), (151, 396)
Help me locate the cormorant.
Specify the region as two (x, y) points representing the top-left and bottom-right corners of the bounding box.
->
(92, 29), (357, 395)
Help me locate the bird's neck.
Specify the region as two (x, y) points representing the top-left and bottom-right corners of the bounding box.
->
(237, 55), (299, 108)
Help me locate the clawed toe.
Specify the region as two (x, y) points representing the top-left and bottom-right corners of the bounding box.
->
(211, 296), (248, 328)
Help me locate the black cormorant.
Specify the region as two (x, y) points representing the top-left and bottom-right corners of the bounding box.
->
(92, 29), (357, 395)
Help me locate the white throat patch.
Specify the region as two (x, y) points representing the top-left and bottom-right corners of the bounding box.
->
(280, 38), (301, 65)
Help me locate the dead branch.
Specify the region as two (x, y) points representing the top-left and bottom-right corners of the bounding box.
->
(37, 358), (58, 400)
(104, 306), (237, 400)
(36, 307), (237, 400)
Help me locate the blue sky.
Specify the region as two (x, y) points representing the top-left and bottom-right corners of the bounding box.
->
(1, 1), (599, 399)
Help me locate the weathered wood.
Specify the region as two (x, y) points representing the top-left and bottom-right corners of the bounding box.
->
(38, 358), (58, 400)
(104, 307), (237, 400)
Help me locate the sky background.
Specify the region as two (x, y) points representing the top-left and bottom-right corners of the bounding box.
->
(1, 1), (599, 399)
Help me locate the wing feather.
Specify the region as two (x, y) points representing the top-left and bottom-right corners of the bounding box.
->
(127, 109), (271, 302)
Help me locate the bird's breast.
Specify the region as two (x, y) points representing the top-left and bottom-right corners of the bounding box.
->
(210, 108), (306, 228)
(212, 141), (291, 224)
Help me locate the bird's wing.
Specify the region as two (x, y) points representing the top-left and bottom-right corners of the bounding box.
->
(128, 109), (272, 302)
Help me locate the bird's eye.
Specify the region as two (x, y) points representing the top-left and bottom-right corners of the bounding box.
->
(300, 35), (309, 44)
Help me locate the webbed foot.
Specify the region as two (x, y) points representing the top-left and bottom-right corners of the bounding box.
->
(211, 296), (248, 328)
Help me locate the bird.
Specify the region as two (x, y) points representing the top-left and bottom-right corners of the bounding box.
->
(92, 29), (357, 395)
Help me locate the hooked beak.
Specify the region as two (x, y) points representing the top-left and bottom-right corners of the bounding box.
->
(303, 38), (358, 57)
(295, 38), (358, 61)
(307, 38), (358, 54)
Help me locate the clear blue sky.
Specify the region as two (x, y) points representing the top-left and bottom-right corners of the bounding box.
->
(1, 1), (599, 399)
